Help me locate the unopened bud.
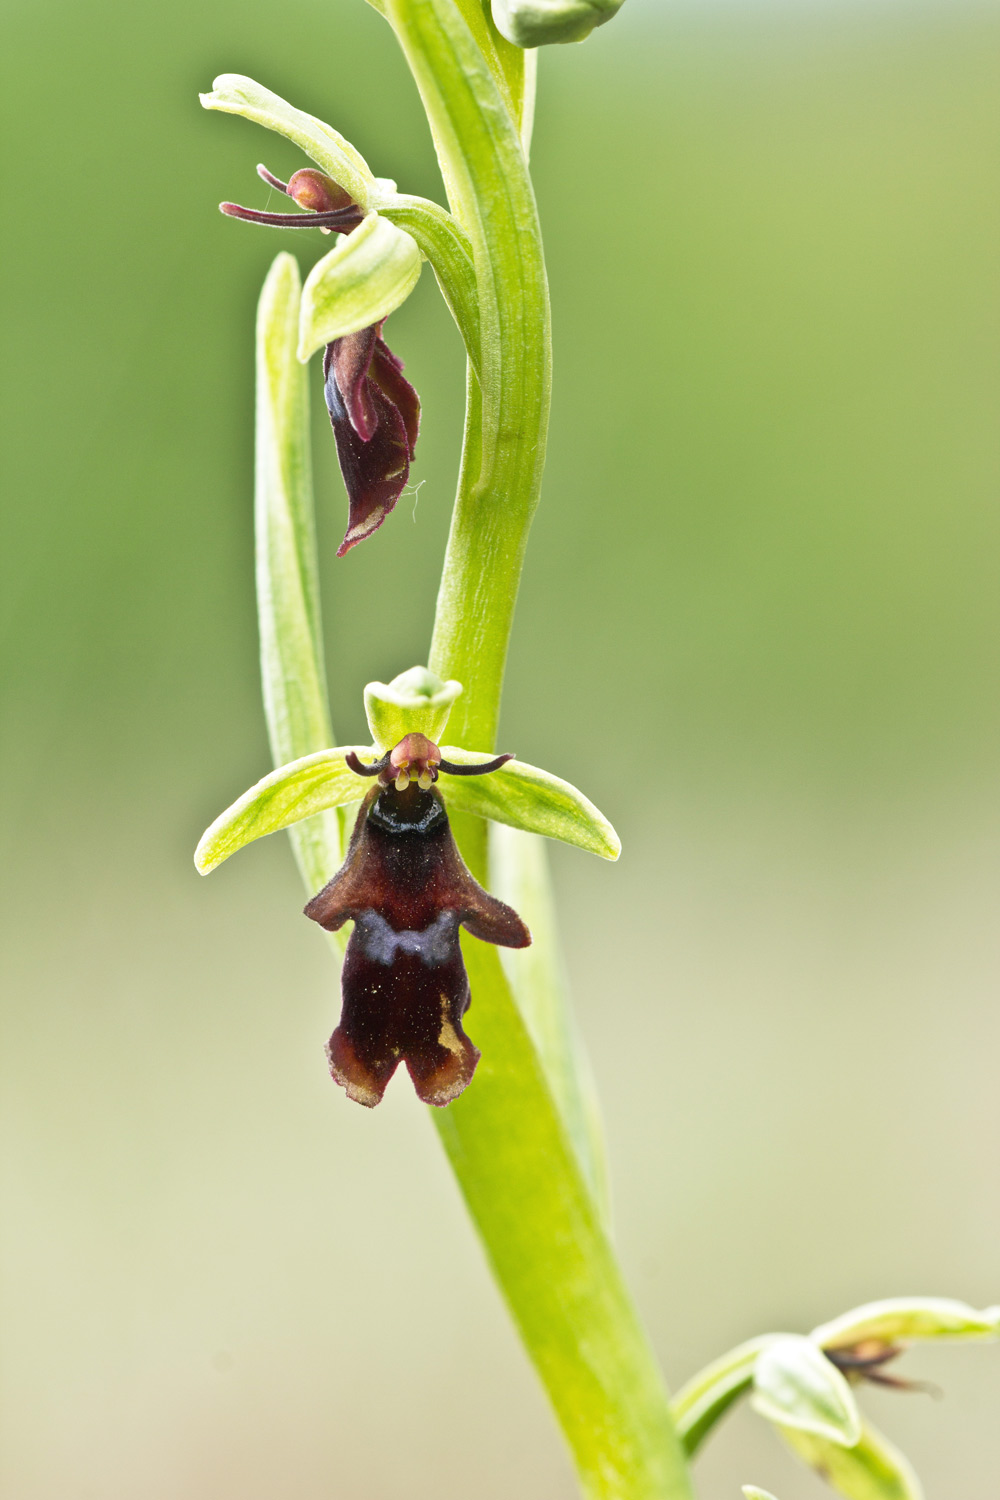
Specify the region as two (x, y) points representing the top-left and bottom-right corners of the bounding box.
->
(491, 0), (626, 47)
(287, 169), (356, 216)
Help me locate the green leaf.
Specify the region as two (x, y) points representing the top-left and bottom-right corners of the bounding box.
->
(671, 1336), (778, 1457)
(752, 1337), (861, 1447)
(252, 253), (343, 895)
(812, 1297), (1000, 1353)
(297, 213), (422, 361)
(195, 748), (371, 875)
(364, 666), (463, 751)
(778, 1420), (923, 1500)
(490, 825), (611, 1221)
(438, 748), (620, 860)
(491, 0), (625, 47)
(200, 74), (376, 210)
(743, 1488), (780, 1500)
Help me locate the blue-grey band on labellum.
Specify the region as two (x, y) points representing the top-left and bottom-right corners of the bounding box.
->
(491, 0), (625, 48)
(195, 668), (620, 1107)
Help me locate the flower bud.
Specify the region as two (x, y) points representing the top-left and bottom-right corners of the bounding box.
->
(287, 168), (357, 217)
(491, 0), (625, 48)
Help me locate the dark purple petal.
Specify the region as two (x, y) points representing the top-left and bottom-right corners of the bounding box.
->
(319, 322), (421, 555)
(345, 750), (388, 778)
(256, 164), (290, 194)
(329, 920), (479, 1107)
(370, 337), (420, 458)
(326, 381), (411, 556)
(325, 329), (378, 440)
(305, 783), (530, 1107)
(437, 753), (513, 777)
(219, 202), (363, 231)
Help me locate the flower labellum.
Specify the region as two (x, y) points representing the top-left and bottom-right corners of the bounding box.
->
(323, 322), (419, 555)
(305, 749), (530, 1107)
(220, 164), (420, 556)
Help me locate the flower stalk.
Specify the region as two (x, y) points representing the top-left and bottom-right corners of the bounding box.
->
(208, 0), (695, 1490)
(377, 2), (694, 1496)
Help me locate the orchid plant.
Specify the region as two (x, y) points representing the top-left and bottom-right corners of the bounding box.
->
(196, 2), (998, 1496)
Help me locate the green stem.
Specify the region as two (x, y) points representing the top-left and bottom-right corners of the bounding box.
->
(382, 4), (693, 1497)
(379, 193), (482, 373)
(386, 0), (549, 753)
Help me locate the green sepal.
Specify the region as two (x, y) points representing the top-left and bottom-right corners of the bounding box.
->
(194, 747), (372, 874)
(490, 0), (624, 47)
(778, 1419), (923, 1500)
(751, 1336), (861, 1447)
(812, 1297), (1000, 1352)
(364, 667), (462, 751)
(297, 214), (422, 361)
(438, 748), (621, 861)
(743, 1488), (780, 1500)
(199, 74), (376, 210)
(672, 1335), (778, 1457)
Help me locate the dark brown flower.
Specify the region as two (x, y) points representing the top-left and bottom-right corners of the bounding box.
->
(305, 776), (530, 1107)
(220, 164), (419, 556)
(322, 323), (419, 555)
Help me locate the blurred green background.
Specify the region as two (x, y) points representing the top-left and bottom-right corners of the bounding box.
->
(2, 0), (999, 1494)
